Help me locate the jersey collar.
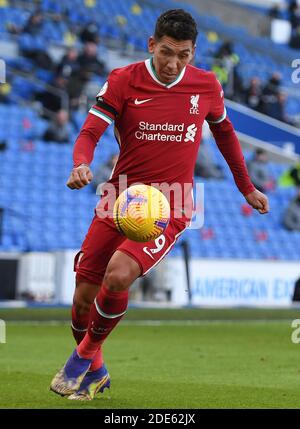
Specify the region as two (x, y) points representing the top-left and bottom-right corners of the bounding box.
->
(145, 58), (186, 89)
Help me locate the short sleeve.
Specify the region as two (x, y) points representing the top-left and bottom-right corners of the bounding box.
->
(206, 76), (227, 124)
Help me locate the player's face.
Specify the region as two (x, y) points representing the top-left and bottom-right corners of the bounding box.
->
(148, 36), (195, 84)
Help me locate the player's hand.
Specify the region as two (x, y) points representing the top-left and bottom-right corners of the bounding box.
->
(245, 189), (269, 214)
(66, 165), (93, 190)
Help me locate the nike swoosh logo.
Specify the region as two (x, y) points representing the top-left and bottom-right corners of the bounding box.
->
(143, 247), (155, 260)
(135, 98), (153, 105)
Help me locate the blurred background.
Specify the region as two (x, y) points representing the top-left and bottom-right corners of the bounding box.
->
(0, 0), (300, 308)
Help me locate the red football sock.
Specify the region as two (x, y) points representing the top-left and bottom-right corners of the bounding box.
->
(71, 305), (89, 344)
(77, 285), (129, 360)
(71, 305), (104, 370)
(89, 347), (103, 371)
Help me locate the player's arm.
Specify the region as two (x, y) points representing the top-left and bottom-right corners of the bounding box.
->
(67, 72), (123, 190)
(206, 77), (269, 214)
(66, 112), (111, 189)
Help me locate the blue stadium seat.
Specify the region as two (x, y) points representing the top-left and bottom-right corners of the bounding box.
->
(1, 0), (300, 256)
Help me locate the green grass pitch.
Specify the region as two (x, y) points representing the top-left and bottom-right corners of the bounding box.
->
(0, 308), (300, 409)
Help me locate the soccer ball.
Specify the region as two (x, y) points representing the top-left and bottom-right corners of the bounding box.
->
(113, 184), (170, 242)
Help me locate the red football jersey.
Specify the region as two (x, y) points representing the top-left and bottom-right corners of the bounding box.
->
(91, 59), (225, 186)
(74, 59), (254, 217)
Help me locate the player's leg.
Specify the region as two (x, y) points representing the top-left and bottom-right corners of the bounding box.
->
(51, 250), (140, 400)
(71, 275), (104, 371)
(68, 277), (109, 401)
(69, 215), (187, 369)
(75, 250), (141, 359)
(66, 251), (141, 400)
(50, 215), (126, 398)
(51, 215), (187, 399)
(51, 278), (106, 398)
(51, 277), (105, 398)
(65, 217), (186, 398)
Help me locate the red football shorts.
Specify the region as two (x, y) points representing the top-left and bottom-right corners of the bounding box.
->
(74, 214), (187, 285)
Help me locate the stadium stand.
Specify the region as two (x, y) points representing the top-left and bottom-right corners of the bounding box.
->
(228, 0), (293, 21)
(0, 0), (300, 260)
(1, 0), (300, 118)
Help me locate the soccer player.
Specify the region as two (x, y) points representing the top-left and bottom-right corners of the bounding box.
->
(50, 9), (269, 400)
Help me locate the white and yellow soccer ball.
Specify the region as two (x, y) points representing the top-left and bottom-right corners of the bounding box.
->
(113, 184), (170, 242)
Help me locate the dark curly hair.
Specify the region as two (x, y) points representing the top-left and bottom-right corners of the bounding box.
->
(154, 9), (198, 45)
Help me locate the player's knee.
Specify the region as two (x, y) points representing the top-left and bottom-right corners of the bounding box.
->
(73, 297), (91, 316)
(73, 281), (96, 315)
(103, 267), (133, 292)
(73, 293), (92, 315)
